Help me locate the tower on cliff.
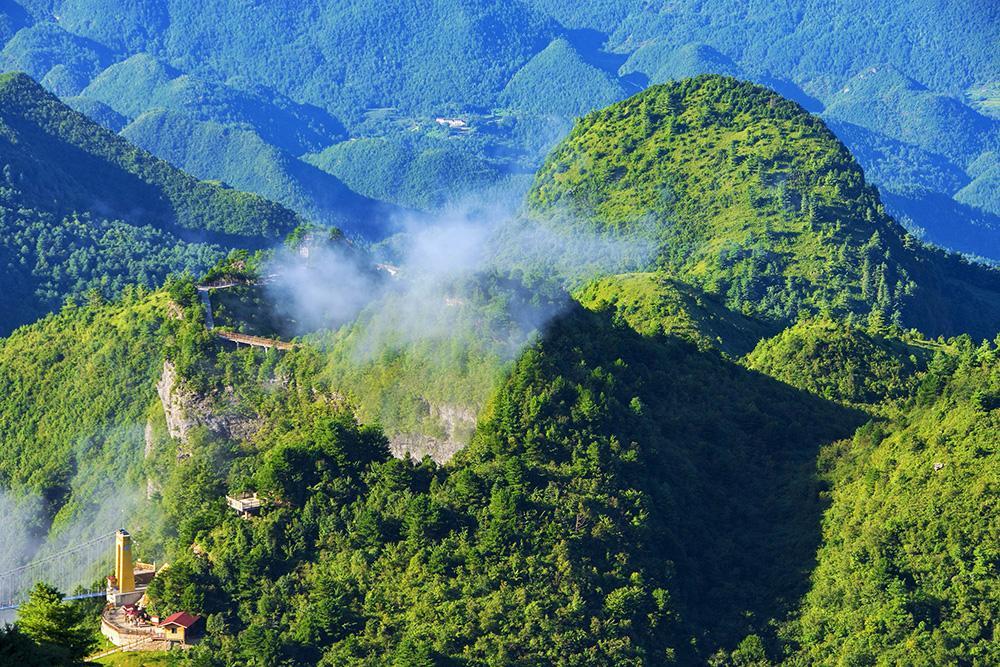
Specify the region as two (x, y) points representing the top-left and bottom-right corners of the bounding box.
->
(115, 529), (135, 594)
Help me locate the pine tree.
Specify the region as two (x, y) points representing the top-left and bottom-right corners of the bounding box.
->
(16, 583), (96, 664)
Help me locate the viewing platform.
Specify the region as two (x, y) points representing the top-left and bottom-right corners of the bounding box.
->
(100, 604), (160, 649)
(226, 492), (264, 516)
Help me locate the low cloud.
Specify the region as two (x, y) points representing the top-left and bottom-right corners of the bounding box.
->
(262, 193), (656, 361)
(0, 424), (146, 614)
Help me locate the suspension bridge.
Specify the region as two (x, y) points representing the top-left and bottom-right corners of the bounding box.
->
(0, 531), (119, 611)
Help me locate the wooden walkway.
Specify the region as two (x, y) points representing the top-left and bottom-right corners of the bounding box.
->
(194, 281), (295, 351)
(215, 331), (296, 351)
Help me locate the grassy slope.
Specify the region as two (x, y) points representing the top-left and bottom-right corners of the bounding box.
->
(575, 271), (774, 356)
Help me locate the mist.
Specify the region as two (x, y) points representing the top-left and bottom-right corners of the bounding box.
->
(0, 491), (46, 577)
(0, 424), (147, 616)
(262, 193), (657, 362)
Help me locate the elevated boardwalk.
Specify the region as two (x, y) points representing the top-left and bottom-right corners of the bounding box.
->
(197, 280), (242, 290)
(194, 280), (295, 351)
(215, 331), (296, 351)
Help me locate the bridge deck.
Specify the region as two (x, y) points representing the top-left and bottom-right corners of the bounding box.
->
(215, 331), (296, 350)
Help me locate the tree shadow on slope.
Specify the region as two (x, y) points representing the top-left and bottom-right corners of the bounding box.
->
(463, 302), (867, 661)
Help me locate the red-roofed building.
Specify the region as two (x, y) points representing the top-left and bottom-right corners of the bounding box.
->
(158, 611), (202, 644)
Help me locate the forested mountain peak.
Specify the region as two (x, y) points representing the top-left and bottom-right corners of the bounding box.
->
(528, 75), (1000, 338)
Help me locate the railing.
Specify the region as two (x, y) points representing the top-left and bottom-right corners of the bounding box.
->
(88, 633), (159, 660)
(215, 331), (296, 350)
(226, 493), (263, 512)
(0, 532), (117, 610)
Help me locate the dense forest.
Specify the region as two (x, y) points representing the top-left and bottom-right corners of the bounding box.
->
(0, 74), (996, 665)
(0, 72), (301, 333)
(528, 77), (1000, 337)
(1, 0), (997, 258)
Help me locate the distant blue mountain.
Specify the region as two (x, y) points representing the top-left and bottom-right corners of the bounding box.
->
(0, 0), (997, 258)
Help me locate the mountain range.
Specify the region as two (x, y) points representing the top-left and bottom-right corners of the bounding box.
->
(1, 0), (998, 259)
(0, 71), (996, 665)
(0, 71), (302, 334)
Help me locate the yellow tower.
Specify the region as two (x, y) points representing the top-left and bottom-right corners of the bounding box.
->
(115, 529), (135, 594)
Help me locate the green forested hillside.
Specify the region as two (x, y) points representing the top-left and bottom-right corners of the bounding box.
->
(53, 0), (557, 123)
(823, 65), (999, 169)
(0, 72), (301, 333)
(598, 0), (997, 96)
(498, 38), (627, 117)
(789, 341), (999, 664)
(2, 239), (995, 666)
(0, 21), (109, 90)
(0, 4), (30, 46)
(137, 301), (862, 665)
(957, 152), (1000, 216)
(574, 272), (773, 356)
(304, 132), (507, 212)
(80, 53), (345, 154)
(528, 76), (1000, 337)
(744, 317), (928, 409)
(0, 204), (220, 336)
(0, 74), (997, 666)
(29, 0), (996, 117)
(620, 43), (742, 88)
(61, 94), (127, 130)
(84, 86), (994, 661)
(0, 72), (299, 238)
(119, 109), (390, 234)
(0, 287), (169, 522)
(61, 53), (396, 231)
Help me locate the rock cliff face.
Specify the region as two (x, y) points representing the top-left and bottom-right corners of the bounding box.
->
(157, 359), (475, 464)
(144, 419), (159, 499)
(388, 403), (476, 464)
(156, 360), (262, 443)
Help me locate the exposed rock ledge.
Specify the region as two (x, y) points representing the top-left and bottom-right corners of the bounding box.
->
(156, 360), (262, 443)
(388, 403), (477, 464)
